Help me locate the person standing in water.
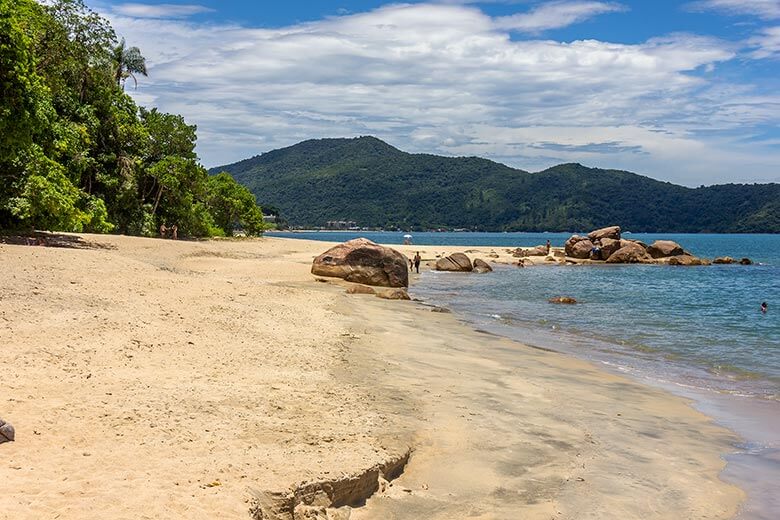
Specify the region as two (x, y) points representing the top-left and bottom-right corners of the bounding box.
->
(413, 252), (421, 274)
(761, 302), (768, 313)
(546, 239), (551, 255)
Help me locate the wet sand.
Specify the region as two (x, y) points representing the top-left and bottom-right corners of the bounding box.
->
(0, 234), (743, 519)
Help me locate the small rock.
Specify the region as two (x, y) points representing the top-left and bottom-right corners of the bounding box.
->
(346, 284), (376, 295)
(472, 258), (493, 273)
(549, 296), (577, 304)
(739, 257), (753, 265)
(713, 257), (734, 264)
(376, 288), (411, 300)
(0, 418), (14, 443)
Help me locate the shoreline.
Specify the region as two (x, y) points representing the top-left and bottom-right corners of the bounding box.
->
(0, 234), (746, 519)
(340, 287), (743, 519)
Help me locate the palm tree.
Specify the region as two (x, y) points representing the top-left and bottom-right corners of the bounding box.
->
(112, 38), (147, 89)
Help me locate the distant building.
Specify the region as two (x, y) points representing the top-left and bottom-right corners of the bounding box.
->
(263, 215), (277, 223)
(325, 220), (357, 229)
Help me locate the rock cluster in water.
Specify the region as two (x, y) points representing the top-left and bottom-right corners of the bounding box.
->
(565, 226), (715, 265)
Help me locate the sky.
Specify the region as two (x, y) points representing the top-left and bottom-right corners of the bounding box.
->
(90, 0), (780, 186)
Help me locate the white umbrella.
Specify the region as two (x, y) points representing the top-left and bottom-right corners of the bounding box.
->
(403, 234), (413, 238)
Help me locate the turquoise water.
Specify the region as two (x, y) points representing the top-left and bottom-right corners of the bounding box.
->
(272, 231), (779, 399)
(272, 230), (779, 518)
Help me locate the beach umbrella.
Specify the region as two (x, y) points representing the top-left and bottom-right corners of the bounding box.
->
(403, 234), (412, 238)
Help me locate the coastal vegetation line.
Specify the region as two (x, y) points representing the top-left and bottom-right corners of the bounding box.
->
(1, 0), (264, 238)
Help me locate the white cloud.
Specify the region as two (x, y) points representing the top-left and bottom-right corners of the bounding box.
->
(688, 0), (780, 20)
(112, 3), (213, 19)
(495, 1), (627, 33)
(748, 25), (780, 57)
(101, 2), (780, 185)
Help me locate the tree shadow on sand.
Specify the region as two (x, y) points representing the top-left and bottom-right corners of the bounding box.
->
(0, 232), (117, 250)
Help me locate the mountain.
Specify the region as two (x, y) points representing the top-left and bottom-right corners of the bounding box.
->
(211, 136), (780, 232)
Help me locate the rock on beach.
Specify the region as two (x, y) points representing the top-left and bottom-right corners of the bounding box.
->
(435, 253), (473, 272)
(473, 258), (493, 273)
(311, 238), (409, 287)
(0, 417), (14, 443)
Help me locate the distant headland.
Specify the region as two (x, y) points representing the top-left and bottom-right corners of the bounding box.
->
(212, 136), (780, 233)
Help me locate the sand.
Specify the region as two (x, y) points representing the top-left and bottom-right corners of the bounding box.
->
(0, 234), (743, 519)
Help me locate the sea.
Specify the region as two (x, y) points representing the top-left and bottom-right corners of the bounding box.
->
(269, 230), (779, 519)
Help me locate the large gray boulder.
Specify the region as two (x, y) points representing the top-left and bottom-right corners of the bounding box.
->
(435, 253), (473, 272)
(565, 235), (594, 259)
(647, 240), (684, 258)
(605, 242), (651, 264)
(312, 238), (409, 287)
(588, 226), (621, 242)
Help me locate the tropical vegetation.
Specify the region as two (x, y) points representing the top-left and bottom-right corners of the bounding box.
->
(214, 136), (780, 233)
(0, 0), (265, 237)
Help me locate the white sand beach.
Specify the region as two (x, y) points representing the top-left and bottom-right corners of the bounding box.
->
(0, 234), (743, 519)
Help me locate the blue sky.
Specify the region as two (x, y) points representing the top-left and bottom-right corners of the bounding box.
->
(92, 0), (780, 185)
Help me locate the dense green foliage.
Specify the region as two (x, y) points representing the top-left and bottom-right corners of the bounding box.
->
(214, 137), (780, 233)
(0, 0), (264, 237)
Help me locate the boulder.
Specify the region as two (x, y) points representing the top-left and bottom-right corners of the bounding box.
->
(0, 417), (14, 443)
(598, 237), (622, 260)
(620, 239), (648, 250)
(605, 242), (651, 264)
(346, 284), (376, 295)
(376, 288), (411, 300)
(588, 226), (621, 242)
(473, 258), (493, 273)
(565, 236), (594, 259)
(510, 246), (546, 257)
(647, 240), (684, 259)
(311, 238), (409, 287)
(669, 255), (707, 266)
(713, 256), (734, 264)
(435, 253), (473, 272)
(526, 246), (548, 257)
(740, 258), (753, 265)
(549, 296), (577, 304)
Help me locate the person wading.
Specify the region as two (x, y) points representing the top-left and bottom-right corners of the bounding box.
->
(413, 252), (421, 274)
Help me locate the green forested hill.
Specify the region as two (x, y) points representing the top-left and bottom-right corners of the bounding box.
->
(213, 136), (780, 232)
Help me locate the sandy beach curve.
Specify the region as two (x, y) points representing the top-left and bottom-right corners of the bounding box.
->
(0, 234), (743, 519)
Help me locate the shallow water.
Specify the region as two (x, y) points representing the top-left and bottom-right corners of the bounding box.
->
(273, 231), (779, 398)
(271, 230), (780, 518)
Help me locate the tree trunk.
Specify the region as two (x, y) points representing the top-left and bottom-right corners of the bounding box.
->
(151, 185), (163, 216)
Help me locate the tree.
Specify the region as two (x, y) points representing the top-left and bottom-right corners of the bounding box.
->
(1, 0), (265, 237)
(206, 173), (266, 236)
(112, 38), (147, 89)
